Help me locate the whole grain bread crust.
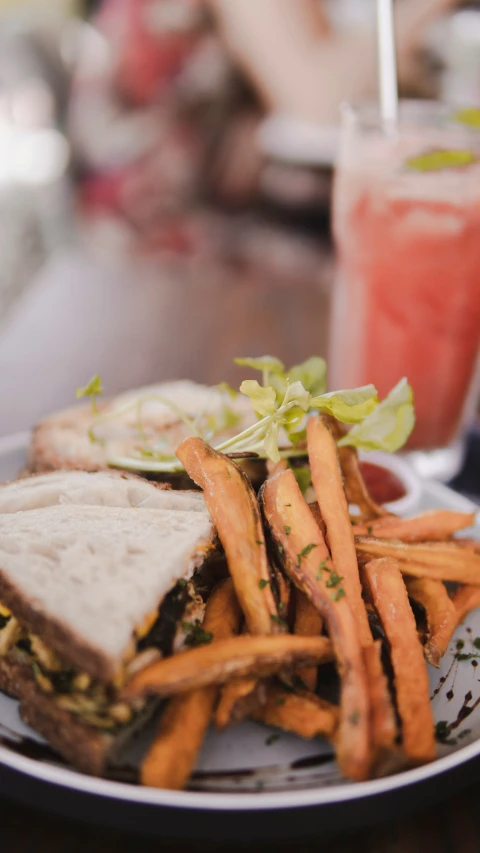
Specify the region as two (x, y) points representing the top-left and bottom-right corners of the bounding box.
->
(0, 570), (118, 681)
(0, 655), (110, 775)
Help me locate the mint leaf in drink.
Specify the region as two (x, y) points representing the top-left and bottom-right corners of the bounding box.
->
(338, 378), (415, 453)
(311, 385), (378, 424)
(452, 107), (480, 129)
(405, 149), (476, 172)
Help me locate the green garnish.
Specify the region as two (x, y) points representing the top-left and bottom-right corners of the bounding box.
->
(278, 544), (284, 555)
(258, 579), (270, 590)
(367, 526), (373, 536)
(456, 639), (465, 651)
(452, 107), (480, 128)
(338, 378), (415, 454)
(326, 572), (343, 589)
(270, 614), (287, 628)
(331, 588), (346, 602)
(177, 578), (187, 589)
(292, 467), (312, 496)
(455, 652), (480, 662)
(182, 620), (213, 648)
(265, 733), (280, 746)
(473, 637), (480, 650)
(349, 712), (360, 726)
(256, 540), (264, 546)
(316, 558), (329, 580)
(435, 720), (457, 745)
(76, 374), (103, 414)
(297, 543), (317, 566)
(284, 525), (291, 535)
(405, 149), (476, 173)
(278, 601), (285, 612)
(83, 354), (415, 473)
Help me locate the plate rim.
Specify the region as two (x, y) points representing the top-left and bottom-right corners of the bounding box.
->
(0, 432), (479, 812)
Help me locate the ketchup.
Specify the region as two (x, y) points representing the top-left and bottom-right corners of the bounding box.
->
(359, 462), (406, 505)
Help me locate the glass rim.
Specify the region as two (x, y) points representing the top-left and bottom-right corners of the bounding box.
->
(339, 98), (480, 134)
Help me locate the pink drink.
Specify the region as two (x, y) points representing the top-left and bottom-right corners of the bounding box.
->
(330, 103), (480, 451)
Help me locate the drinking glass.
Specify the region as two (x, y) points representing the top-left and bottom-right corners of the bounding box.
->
(330, 100), (480, 480)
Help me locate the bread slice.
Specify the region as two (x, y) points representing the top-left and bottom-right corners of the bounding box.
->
(28, 380), (253, 474)
(0, 472), (215, 681)
(0, 470), (217, 775)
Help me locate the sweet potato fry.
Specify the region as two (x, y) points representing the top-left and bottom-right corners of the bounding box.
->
(261, 469), (372, 781)
(293, 588), (323, 691)
(176, 438), (280, 635)
(363, 641), (397, 759)
(354, 511), (476, 542)
(451, 585), (480, 627)
(124, 634), (334, 699)
(324, 415), (388, 519)
(361, 558), (435, 764)
(307, 416), (372, 645)
(251, 682), (339, 741)
(141, 579), (241, 789)
(404, 577), (457, 667)
(215, 677), (262, 729)
(356, 537), (480, 584)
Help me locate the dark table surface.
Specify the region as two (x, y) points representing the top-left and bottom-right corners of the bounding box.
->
(1, 431), (479, 853)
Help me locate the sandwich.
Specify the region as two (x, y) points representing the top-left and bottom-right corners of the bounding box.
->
(0, 470), (216, 775)
(28, 380), (253, 476)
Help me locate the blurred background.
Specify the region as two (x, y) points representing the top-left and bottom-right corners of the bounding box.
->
(0, 0), (479, 437)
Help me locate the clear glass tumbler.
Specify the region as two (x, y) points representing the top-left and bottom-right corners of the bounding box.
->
(330, 100), (480, 480)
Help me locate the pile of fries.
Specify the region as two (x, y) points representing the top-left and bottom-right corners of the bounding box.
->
(123, 415), (479, 790)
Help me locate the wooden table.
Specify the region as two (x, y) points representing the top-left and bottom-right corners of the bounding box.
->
(1, 783), (479, 852)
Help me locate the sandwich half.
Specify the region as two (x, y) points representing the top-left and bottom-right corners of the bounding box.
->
(0, 470), (216, 774)
(28, 380), (253, 475)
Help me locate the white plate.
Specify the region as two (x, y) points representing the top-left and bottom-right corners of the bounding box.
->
(0, 434), (479, 840)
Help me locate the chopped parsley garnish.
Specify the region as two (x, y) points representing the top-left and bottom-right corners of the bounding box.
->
(177, 578), (187, 589)
(270, 613), (287, 628)
(456, 639), (465, 651)
(284, 525), (291, 535)
(297, 543), (317, 566)
(278, 601), (285, 612)
(182, 620), (213, 648)
(258, 579), (270, 590)
(367, 526), (373, 536)
(349, 712), (360, 726)
(266, 733), (280, 746)
(456, 652), (480, 662)
(331, 588), (345, 602)
(316, 559), (330, 580)
(473, 637), (480, 650)
(435, 720), (457, 745)
(278, 544), (284, 555)
(256, 540), (264, 546)
(326, 572), (343, 589)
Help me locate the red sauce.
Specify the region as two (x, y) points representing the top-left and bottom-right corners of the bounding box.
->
(359, 461), (407, 505)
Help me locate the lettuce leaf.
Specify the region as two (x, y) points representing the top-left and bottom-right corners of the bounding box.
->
(287, 356), (327, 397)
(337, 378), (415, 452)
(311, 385), (378, 424)
(235, 356), (285, 374)
(239, 380), (277, 417)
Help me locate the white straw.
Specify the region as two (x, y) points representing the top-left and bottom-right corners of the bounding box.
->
(377, 0), (399, 124)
